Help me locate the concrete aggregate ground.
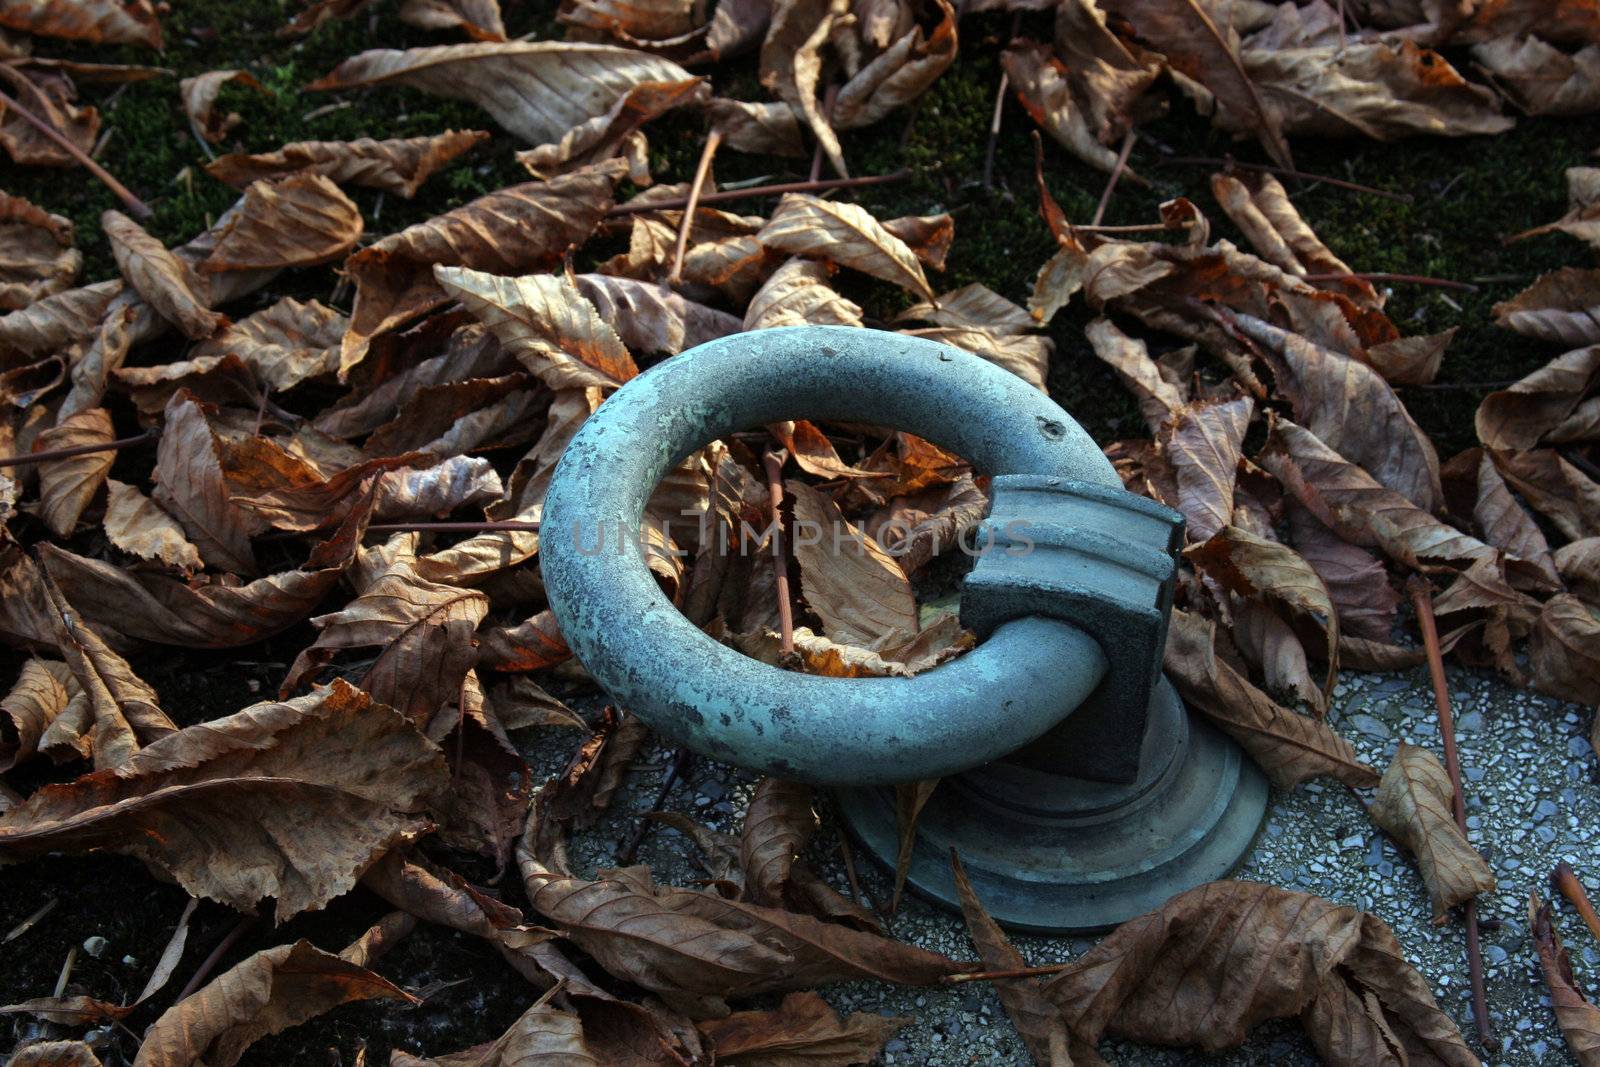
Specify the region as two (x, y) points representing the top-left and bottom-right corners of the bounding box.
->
(549, 662), (1600, 1066)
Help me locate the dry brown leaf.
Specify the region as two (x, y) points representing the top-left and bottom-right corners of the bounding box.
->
(0, 279), (121, 355)
(9, 1042), (103, 1067)
(760, 0), (849, 176)
(1368, 744), (1495, 922)
(1286, 503), (1398, 642)
(1106, 0), (1293, 168)
(1238, 314), (1441, 511)
(696, 991), (909, 1067)
(573, 273), (742, 354)
(1210, 172), (1375, 307)
(1476, 344), (1600, 450)
(308, 41), (695, 145)
(1512, 167), (1600, 250)
(745, 258), (864, 329)
(400, 0), (507, 39)
(152, 391), (256, 574)
(740, 778), (817, 907)
(1531, 594), (1600, 707)
(32, 407), (113, 537)
(951, 854), (1076, 1066)
(1086, 316), (1187, 433)
(1003, 39), (1137, 176)
(1465, 450), (1562, 591)
(1474, 37), (1600, 116)
(1489, 448), (1600, 541)
(0, 0), (161, 47)
(1041, 880), (1478, 1066)
(1261, 417), (1493, 573)
(434, 266), (639, 390)
(284, 534), (489, 725)
(187, 297), (346, 392)
(1495, 267), (1600, 347)
(1531, 890), (1600, 1067)
(708, 96), (809, 156)
(759, 193), (934, 299)
(788, 480), (918, 649)
(101, 211), (224, 341)
(1164, 609), (1378, 788)
(338, 163), (622, 376)
(392, 1002), (599, 1066)
(1165, 395), (1253, 542)
(179, 70), (268, 143)
(0, 658), (73, 772)
(200, 174), (363, 272)
(207, 131), (488, 198)
(1186, 524), (1339, 701)
(101, 479), (200, 571)
(0, 679), (445, 920)
(1365, 329), (1454, 387)
(133, 938), (415, 1067)
(516, 77), (704, 181)
(0, 190), (79, 311)
(1558, 537), (1600, 607)
(831, 0), (958, 133)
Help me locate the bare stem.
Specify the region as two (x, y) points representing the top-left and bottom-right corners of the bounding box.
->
(762, 449), (795, 656)
(177, 914), (256, 1002)
(607, 171), (910, 216)
(0, 429), (157, 469)
(982, 13), (1022, 192)
(943, 962), (1072, 985)
(669, 128), (723, 287)
(0, 87), (152, 218)
(1091, 131), (1136, 227)
(1553, 862), (1600, 945)
(1302, 271), (1478, 293)
(1409, 579), (1493, 1048)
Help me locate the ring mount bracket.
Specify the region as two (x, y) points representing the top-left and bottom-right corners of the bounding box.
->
(960, 476), (1184, 784)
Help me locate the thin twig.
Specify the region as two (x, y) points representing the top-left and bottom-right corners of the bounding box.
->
(807, 85), (838, 183)
(1074, 220), (1194, 235)
(177, 914), (256, 1002)
(1400, 380), (1517, 392)
(1552, 862), (1600, 945)
(1091, 131), (1137, 227)
(1301, 271), (1478, 293)
(943, 962), (1072, 984)
(0, 87), (152, 218)
(4, 898), (56, 943)
(838, 833), (871, 914)
(669, 128), (723, 287)
(617, 747), (694, 864)
(606, 171), (910, 216)
(982, 14), (1022, 192)
(762, 449), (795, 656)
(1409, 579), (1493, 1048)
(0, 428), (157, 469)
(53, 944), (77, 999)
(1162, 155), (1412, 202)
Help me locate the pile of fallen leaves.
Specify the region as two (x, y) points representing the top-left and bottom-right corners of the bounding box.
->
(2, 0), (1600, 1062)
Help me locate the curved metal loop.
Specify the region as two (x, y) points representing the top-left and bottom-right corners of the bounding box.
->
(541, 327), (1119, 786)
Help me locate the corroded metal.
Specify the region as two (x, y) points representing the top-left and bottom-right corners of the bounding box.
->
(540, 326), (1266, 930)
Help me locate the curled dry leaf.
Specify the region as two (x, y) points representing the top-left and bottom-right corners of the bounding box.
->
(707, 96), (808, 156)
(1260, 417), (1493, 573)
(951, 853), (1077, 1066)
(200, 174), (363, 272)
(516, 77), (705, 181)
(696, 991), (909, 1066)
(758, 193), (934, 299)
(180, 70), (268, 143)
(101, 211), (224, 341)
(206, 131), (490, 198)
(10, 1042), (103, 1067)
(1473, 36), (1600, 117)
(0, 679), (446, 921)
(0, 279), (121, 355)
(1165, 394), (1253, 542)
(0, 190), (80, 311)
(188, 297), (346, 392)
(1210, 172), (1375, 307)
(1164, 609), (1378, 789)
(32, 407), (114, 537)
(1557, 537), (1600, 607)
(1495, 268), (1600, 347)
(1041, 880), (1478, 1066)
(153, 391), (257, 574)
(831, 0), (958, 133)
(392, 1002), (598, 1066)
(132, 938), (415, 1067)
(740, 778), (817, 907)
(1466, 450), (1562, 592)
(760, 0), (849, 177)
(1086, 316), (1186, 434)
(745, 257), (864, 330)
(0, 658), (73, 772)
(308, 41), (695, 146)
(434, 265), (639, 390)
(1476, 344), (1600, 450)
(338, 162), (622, 376)
(1368, 743), (1495, 922)
(0, 0), (161, 47)
(1104, 0), (1293, 169)
(1286, 503), (1399, 642)
(1489, 447), (1600, 542)
(573, 273), (742, 354)
(787, 480), (918, 649)
(1531, 890), (1600, 1067)
(1531, 594), (1600, 708)
(399, 0), (507, 41)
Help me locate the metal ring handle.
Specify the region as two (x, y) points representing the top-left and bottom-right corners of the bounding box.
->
(540, 326), (1117, 786)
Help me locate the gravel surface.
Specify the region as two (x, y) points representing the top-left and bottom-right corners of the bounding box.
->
(551, 662), (1600, 1066)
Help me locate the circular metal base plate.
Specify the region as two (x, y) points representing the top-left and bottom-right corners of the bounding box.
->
(833, 679), (1268, 933)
